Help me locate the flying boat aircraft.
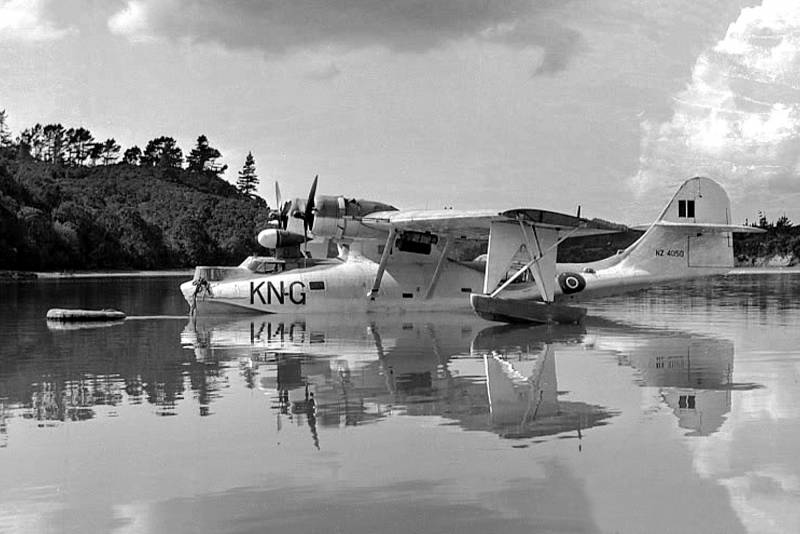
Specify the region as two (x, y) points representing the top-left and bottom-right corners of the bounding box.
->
(180, 176), (761, 323)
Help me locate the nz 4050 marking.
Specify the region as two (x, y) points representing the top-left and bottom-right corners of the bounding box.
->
(655, 248), (684, 258)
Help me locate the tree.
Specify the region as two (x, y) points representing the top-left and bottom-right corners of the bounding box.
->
(42, 123), (66, 164)
(775, 214), (793, 229)
(756, 211), (770, 230)
(236, 151), (258, 195)
(141, 136), (183, 168)
(123, 145), (142, 165)
(65, 127), (94, 166)
(186, 134), (227, 175)
(0, 110), (12, 147)
(18, 123), (45, 159)
(88, 142), (104, 166)
(100, 138), (121, 165)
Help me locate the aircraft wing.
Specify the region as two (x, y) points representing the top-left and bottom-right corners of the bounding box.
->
(362, 207), (626, 308)
(362, 208), (622, 239)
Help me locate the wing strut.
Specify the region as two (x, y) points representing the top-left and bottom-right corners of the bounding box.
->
(488, 220), (580, 301)
(520, 222), (556, 303)
(368, 228), (397, 299)
(424, 237), (450, 300)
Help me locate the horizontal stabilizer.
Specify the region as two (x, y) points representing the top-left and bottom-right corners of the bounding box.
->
(632, 222), (766, 234)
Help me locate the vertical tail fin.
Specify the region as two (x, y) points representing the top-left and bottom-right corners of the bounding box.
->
(654, 176), (730, 225)
(617, 177), (757, 278)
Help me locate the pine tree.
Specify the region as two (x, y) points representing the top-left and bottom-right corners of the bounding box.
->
(19, 123), (45, 159)
(42, 123), (66, 163)
(66, 127), (95, 166)
(187, 134), (227, 175)
(237, 152), (259, 195)
(0, 110), (12, 147)
(88, 142), (103, 166)
(123, 146), (142, 165)
(100, 138), (121, 165)
(141, 136), (183, 168)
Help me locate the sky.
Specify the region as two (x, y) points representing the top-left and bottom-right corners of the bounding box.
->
(1, 0), (799, 225)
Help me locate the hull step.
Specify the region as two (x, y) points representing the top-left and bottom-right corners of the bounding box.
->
(470, 294), (585, 324)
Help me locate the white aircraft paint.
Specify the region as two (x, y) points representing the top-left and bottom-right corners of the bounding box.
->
(180, 177), (761, 320)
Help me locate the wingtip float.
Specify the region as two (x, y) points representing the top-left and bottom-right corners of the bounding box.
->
(46, 308), (126, 321)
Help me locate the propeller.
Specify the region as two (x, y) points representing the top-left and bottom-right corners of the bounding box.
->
(303, 175), (318, 244)
(270, 181), (291, 230)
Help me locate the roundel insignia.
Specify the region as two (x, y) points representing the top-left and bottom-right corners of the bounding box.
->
(558, 272), (586, 294)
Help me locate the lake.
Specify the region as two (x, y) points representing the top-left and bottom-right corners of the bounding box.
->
(1, 274), (799, 533)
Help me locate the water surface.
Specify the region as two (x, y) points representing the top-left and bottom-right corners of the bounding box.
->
(1, 274), (798, 533)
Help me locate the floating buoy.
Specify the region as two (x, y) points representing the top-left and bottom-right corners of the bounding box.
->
(46, 308), (126, 321)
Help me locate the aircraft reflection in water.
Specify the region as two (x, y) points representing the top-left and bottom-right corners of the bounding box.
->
(181, 314), (752, 446)
(586, 328), (759, 436)
(474, 324), (611, 441)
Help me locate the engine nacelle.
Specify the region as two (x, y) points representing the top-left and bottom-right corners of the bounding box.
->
(257, 228), (308, 249)
(311, 195), (398, 240)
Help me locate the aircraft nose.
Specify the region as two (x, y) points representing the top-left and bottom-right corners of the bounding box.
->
(179, 280), (195, 306)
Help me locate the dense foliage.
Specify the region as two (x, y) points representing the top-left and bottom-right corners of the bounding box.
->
(558, 227), (643, 263)
(0, 146), (270, 271)
(734, 215), (800, 266)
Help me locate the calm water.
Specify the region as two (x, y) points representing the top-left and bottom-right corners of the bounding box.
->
(1, 274), (799, 534)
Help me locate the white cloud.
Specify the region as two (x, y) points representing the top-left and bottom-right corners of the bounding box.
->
(0, 0), (75, 42)
(107, 0), (158, 42)
(631, 0), (800, 217)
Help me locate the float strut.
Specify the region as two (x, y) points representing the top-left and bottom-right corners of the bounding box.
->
(368, 228), (396, 299)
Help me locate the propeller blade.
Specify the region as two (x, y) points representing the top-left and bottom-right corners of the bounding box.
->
(303, 175), (318, 259)
(280, 200), (291, 230)
(304, 175), (318, 235)
(274, 181), (291, 230)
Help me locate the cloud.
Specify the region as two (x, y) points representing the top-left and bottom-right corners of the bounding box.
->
(631, 0), (800, 214)
(107, 0), (583, 74)
(0, 0), (75, 42)
(107, 0), (158, 43)
(480, 15), (585, 76)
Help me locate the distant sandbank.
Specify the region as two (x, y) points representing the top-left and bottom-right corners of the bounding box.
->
(0, 270), (192, 280)
(728, 266), (800, 274)
(34, 270), (193, 279)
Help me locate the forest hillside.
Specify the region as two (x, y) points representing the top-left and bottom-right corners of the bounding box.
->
(0, 147), (270, 271)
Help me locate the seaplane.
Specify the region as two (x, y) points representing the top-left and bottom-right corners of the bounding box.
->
(180, 176), (761, 323)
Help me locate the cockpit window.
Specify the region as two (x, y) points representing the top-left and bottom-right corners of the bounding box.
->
(240, 256), (284, 273)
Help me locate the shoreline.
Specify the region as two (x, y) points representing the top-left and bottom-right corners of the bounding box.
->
(2, 266), (799, 281)
(1, 270), (193, 280)
(728, 266), (800, 274)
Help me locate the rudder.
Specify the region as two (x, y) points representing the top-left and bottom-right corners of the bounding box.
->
(617, 177), (740, 277)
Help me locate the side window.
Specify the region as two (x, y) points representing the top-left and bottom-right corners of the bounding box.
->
(687, 200), (695, 218)
(678, 200), (686, 218)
